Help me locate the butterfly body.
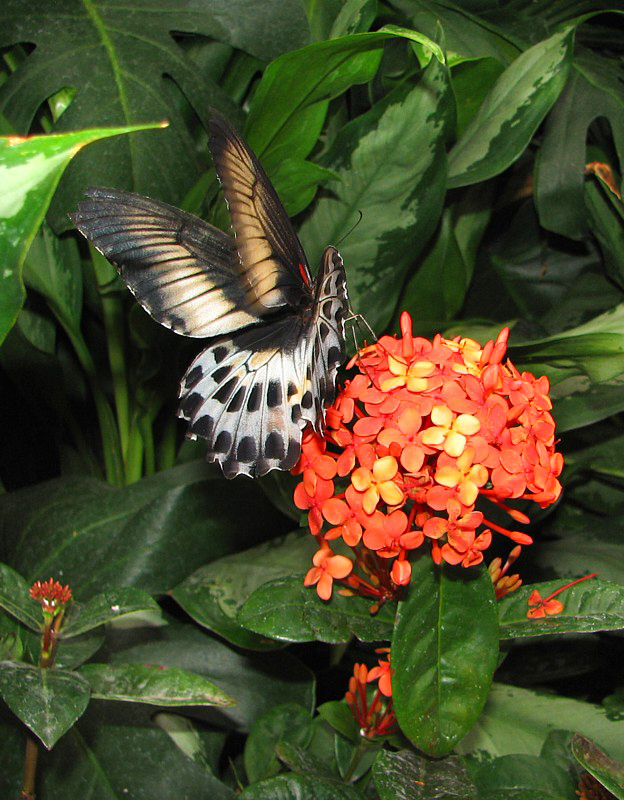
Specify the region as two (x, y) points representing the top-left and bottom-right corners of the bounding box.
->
(71, 114), (349, 478)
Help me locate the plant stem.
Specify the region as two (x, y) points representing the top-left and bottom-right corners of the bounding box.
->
(54, 311), (124, 486)
(20, 735), (38, 800)
(90, 248), (132, 476)
(342, 737), (370, 784)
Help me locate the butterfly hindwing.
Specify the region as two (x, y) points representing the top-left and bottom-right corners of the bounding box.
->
(178, 247), (349, 478)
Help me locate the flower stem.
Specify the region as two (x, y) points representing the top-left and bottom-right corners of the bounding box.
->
(342, 737), (370, 784)
(20, 735), (38, 799)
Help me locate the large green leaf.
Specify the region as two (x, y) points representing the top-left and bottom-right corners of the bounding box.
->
(80, 663), (235, 707)
(535, 51), (624, 241)
(105, 619), (315, 732)
(571, 734), (624, 800)
(0, 0), (309, 229)
(239, 773), (361, 799)
(0, 661), (91, 749)
(299, 56), (452, 332)
(473, 754), (576, 800)
(391, 559), (499, 756)
(447, 26), (574, 188)
(373, 750), (478, 800)
(0, 460), (289, 599)
(457, 683), (624, 762)
(510, 304), (624, 431)
(499, 579), (624, 639)
(0, 701), (235, 799)
(239, 574), (396, 644)
(387, 0), (521, 65)
(171, 531), (318, 650)
(0, 122), (163, 344)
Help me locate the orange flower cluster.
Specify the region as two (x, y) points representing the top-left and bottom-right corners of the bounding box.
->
(345, 652), (396, 738)
(295, 313), (563, 606)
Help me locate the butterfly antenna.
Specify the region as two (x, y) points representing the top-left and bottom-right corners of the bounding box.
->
(336, 211), (363, 248)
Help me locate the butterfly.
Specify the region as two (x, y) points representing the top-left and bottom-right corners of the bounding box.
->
(71, 112), (350, 478)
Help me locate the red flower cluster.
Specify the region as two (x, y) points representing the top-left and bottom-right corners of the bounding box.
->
(345, 651), (396, 738)
(295, 313), (563, 607)
(29, 578), (73, 615)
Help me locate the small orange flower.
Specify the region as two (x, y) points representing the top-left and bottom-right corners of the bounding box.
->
(351, 455), (404, 514)
(304, 547), (353, 601)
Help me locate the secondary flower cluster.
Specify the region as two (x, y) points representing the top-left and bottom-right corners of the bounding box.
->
(345, 650), (396, 738)
(294, 313), (563, 608)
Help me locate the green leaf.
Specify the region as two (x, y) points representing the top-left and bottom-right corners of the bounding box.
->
(457, 684), (624, 762)
(571, 734), (624, 799)
(105, 619), (314, 732)
(0, 122), (164, 344)
(0, 563), (42, 632)
(0, 1), (309, 229)
(387, 0), (520, 66)
(509, 304), (624, 431)
(535, 52), (624, 241)
(23, 222), (83, 332)
(239, 771), (361, 799)
(0, 700), (235, 798)
(473, 754), (576, 800)
(244, 704), (314, 784)
(0, 661), (90, 749)
(61, 588), (161, 637)
(585, 177), (624, 293)
(238, 575), (396, 644)
(499, 579), (624, 639)
(447, 26), (574, 188)
(373, 749), (478, 800)
(299, 57), (453, 332)
(316, 701), (359, 743)
(391, 559), (499, 756)
(171, 531), (318, 650)
(400, 208), (471, 323)
(0, 460), (289, 599)
(79, 663), (235, 707)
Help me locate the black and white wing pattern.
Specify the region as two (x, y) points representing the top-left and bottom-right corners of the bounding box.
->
(71, 112), (349, 478)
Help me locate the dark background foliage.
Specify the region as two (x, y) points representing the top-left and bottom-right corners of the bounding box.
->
(1, 1), (624, 798)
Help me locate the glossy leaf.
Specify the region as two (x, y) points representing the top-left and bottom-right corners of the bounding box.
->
(0, 1), (309, 229)
(473, 754), (575, 800)
(0, 563), (41, 632)
(60, 588), (160, 638)
(0, 460), (289, 599)
(244, 704), (314, 784)
(239, 772), (361, 799)
(80, 663), (235, 707)
(0, 661), (90, 749)
(457, 684), (624, 762)
(391, 559), (499, 756)
(238, 575), (396, 644)
(571, 734), (624, 799)
(535, 52), (624, 240)
(447, 26), (574, 187)
(499, 579), (624, 638)
(0, 122), (164, 344)
(0, 700), (235, 798)
(171, 531), (318, 650)
(105, 619), (314, 732)
(373, 750), (478, 800)
(299, 57), (452, 332)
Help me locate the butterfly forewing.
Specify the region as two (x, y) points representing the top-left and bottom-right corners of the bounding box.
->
(70, 188), (263, 338)
(208, 113), (313, 312)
